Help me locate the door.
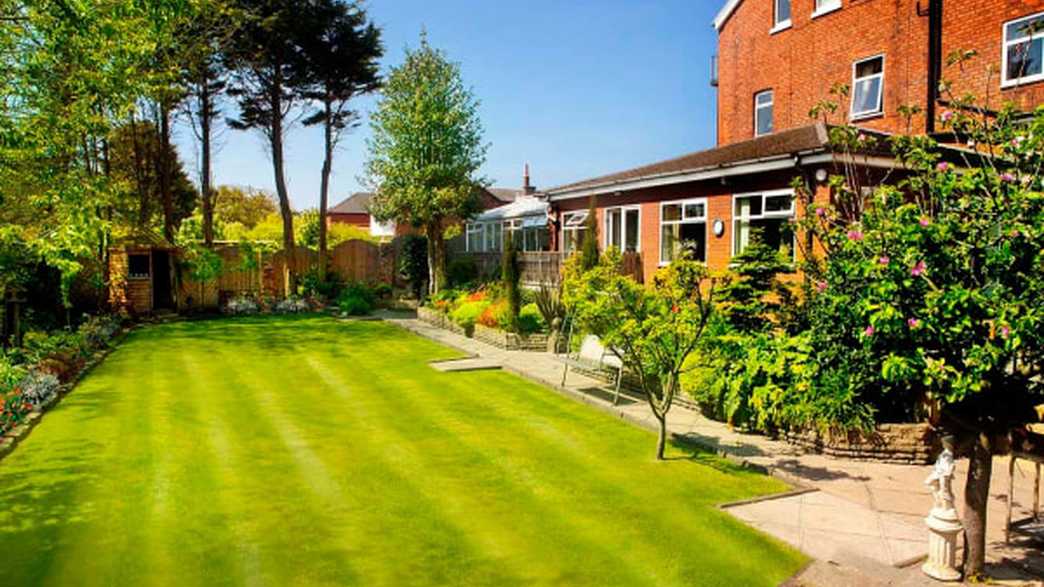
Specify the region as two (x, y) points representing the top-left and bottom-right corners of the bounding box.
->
(152, 250), (174, 310)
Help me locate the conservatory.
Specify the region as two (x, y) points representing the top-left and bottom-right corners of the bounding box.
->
(464, 196), (551, 253)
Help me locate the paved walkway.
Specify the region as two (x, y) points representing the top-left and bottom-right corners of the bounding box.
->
(380, 313), (1043, 585)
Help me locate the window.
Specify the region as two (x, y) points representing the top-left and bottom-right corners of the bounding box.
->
(813, 0), (841, 18)
(485, 222), (502, 253)
(1003, 12), (1044, 86)
(773, 0), (791, 30)
(851, 55), (884, 119)
(754, 90), (773, 137)
(505, 218), (549, 252)
(604, 206), (640, 253)
(562, 211), (588, 255)
(660, 199), (707, 265)
(128, 254), (150, 279)
(733, 191), (795, 258)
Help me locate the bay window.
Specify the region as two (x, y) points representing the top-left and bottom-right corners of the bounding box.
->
(1003, 12), (1044, 86)
(604, 206), (640, 253)
(660, 199), (707, 264)
(733, 191), (795, 258)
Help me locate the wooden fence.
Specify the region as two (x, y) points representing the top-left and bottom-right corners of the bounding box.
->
(178, 241), (392, 309)
(455, 251), (642, 287)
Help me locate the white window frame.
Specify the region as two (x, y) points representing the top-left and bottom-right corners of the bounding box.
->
(659, 198), (708, 266)
(850, 54), (885, 120)
(754, 90), (773, 137)
(561, 211), (589, 255)
(731, 189), (796, 259)
(812, 0), (841, 19)
(465, 223), (484, 253)
(1002, 11), (1044, 88)
(603, 205), (642, 253)
(771, 0), (792, 33)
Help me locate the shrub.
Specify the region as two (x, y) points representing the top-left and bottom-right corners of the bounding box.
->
(0, 391), (30, 436)
(224, 295), (260, 315)
(337, 282), (377, 316)
(79, 314), (122, 350)
(429, 288), (463, 314)
(534, 283), (566, 333)
(273, 297), (310, 314)
(518, 303), (545, 334)
(300, 267), (344, 301)
(451, 300), (490, 330)
(501, 234), (521, 332)
(18, 370), (60, 410)
(447, 257), (478, 288)
(477, 299), (506, 329)
(398, 235), (428, 299)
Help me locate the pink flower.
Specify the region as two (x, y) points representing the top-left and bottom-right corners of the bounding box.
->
(936, 162), (950, 172)
(878, 256), (890, 266)
(816, 281), (828, 293)
(863, 325), (875, 337)
(911, 260), (926, 277)
(815, 207), (827, 217)
(1000, 172), (1016, 183)
(999, 325), (1011, 339)
(919, 217), (931, 228)
(857, 133), (867, 143)
(940, 110), (954, 123)
(847, 229), (864, 242)
(907, 318), (920, 329)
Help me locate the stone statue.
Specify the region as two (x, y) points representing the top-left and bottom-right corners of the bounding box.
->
(924, 436), (957, 514)
(922, 435), (963, 582)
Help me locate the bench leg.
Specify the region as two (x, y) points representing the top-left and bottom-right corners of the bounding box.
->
(1007, 456), (1016, 544)
(560, 364), (569, 388)
(613, 369), (622, 406)
(1035, 462), (1041, 522)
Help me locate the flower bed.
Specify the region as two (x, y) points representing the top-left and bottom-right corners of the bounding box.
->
(782, 423), (938, 464)
(417, 285), (550, 349)
(1, 314), (129, 462)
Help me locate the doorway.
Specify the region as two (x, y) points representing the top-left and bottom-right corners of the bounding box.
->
(152, 250), (174, 310)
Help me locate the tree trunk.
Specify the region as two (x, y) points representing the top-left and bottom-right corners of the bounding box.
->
(318, 98), (333, 278)
(269, 73), (295, 288)
(199, 73), (215, 246)
(158, 101), (175, 244)
(655, 415), (667, 461)
(427, 224), (447, 295)
(963, 432), (993, 579)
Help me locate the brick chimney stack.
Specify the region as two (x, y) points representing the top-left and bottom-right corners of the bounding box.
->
(523, 163), (536, 195)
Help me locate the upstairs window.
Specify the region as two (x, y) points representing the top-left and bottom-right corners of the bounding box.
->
(733, 191), (795, 258)
(1003, 12), (1044, 86)
(851, 55), (884, 119)
(813, 0), (841, 18)
(773, 0), (791, 31)
(754, 90), (773, 137)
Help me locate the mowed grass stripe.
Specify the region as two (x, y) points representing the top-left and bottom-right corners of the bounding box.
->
(0, 316), (805, 586)
(303, 334), (797, 586)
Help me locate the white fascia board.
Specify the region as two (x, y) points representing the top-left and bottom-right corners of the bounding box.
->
(714, 0), (744, 31)
(547, 154), (805, 202)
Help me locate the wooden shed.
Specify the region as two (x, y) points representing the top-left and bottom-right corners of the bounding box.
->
(109, 231), (177, 315)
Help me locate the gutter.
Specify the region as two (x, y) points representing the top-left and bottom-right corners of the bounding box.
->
(925, 0), (943, 134)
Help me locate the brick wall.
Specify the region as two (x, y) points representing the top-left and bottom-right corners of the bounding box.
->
(717, 0), (1044, 146)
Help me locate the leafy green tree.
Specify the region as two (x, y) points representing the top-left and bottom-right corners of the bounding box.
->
(566, 251), (716, 459)
(366, 33), (487, 294)
(298, 0), (382, 276)
(795, 74), (1044, 577)
(213, 185), (277, 229)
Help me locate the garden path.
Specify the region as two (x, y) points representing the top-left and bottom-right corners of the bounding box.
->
(382, 311), (1043, 585)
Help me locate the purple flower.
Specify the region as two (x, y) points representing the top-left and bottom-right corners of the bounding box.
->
(847, 229), (864, 242)
(936, 161), (950, 172)
(919, 217), (931, 228)
(911, 260), (926, 277)
(878, 256), (890, 266)
(907, 318), (920, 329)
(816, 281), (828, 293)
(1000, 172), (1016, 183)
(940, 110), (954, 123)
(815, 207), (827, 217)
(863, 325), (875, 337)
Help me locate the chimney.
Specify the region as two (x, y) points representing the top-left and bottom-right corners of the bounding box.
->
(523, 163), (536, 195)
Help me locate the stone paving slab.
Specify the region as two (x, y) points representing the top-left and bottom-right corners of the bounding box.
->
(429, 358), (503, 372)
(382, 314), (1043, 583)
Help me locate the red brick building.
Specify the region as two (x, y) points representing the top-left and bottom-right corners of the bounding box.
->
(544, 0), (1044, 279)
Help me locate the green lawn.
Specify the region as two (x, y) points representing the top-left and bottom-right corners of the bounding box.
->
(0, 315), (805, 586)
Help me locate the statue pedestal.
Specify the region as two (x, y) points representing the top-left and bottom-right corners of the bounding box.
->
(923, 508), (962, 582)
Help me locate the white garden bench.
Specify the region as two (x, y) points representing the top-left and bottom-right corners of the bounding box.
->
(557, 327), (626, 405)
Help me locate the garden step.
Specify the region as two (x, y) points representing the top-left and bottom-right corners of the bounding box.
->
(429, 358), (502, 372)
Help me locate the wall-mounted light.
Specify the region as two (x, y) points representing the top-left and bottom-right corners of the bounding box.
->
(815, 168), (829, 183)
(712, 219), (726, 237)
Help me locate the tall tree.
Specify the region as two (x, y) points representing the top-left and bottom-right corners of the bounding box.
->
(299, 0), (381, 276)
(366, 33), (487, 295)
(183, 0), (239, 245)
(225, 0), (309, 261)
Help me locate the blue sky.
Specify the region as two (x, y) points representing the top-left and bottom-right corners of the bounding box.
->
(173, 1), (722, 210)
